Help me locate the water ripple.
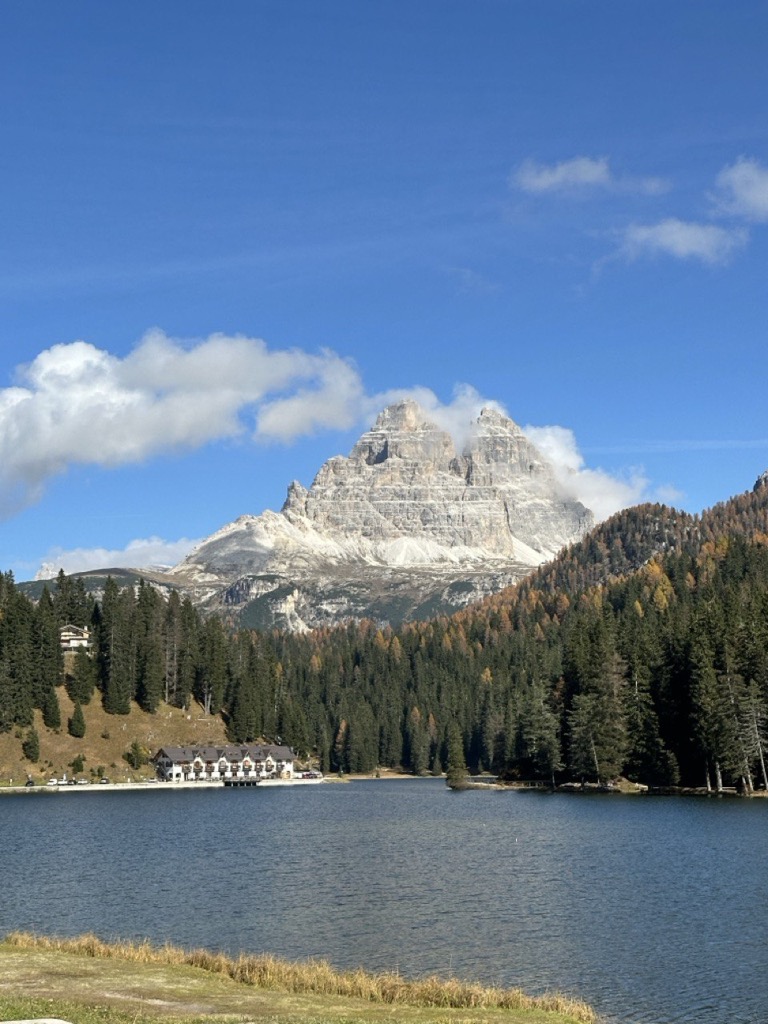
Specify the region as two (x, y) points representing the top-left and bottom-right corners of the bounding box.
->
(3, 781), (768, 1024)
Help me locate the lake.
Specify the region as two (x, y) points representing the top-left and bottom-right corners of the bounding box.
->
(2, 778), (765, 1024)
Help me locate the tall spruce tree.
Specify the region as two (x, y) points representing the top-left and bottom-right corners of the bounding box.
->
(446, 723), (469, 789)
(135, 581), (164, 713)
(98, 578), (135, 714)
(22, 726), (40, 762)
(68, 700), (86, 738)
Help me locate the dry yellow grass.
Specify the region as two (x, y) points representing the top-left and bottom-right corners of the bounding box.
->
(4, 932), (596, 1023)
(0, 693), (228, 784)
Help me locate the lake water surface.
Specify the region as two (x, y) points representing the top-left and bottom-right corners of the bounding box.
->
(2, 778), (765, 1024)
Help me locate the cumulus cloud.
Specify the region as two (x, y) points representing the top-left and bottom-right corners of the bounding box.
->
(255, 354), (366, 442)
(513, 156), (667, 196)
(621, 218), (747, 265)
(2, 329), (657, 542)
(715, 157), (768, 222)
(1, 331), (522, 521)
(34, 535), (200, 580)
(522, 424), (650, 522)
(0, 331), (365, 518)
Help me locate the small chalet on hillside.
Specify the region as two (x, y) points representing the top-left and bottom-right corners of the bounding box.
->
(153, 744), (295, 782)
(59, 625), (91, 650)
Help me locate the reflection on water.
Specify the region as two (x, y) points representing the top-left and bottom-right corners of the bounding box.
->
(2, 779), (766, 1024)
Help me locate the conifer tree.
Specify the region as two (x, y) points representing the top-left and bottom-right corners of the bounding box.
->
(32, 589), (63, 706)
(98, 578), (135, 715)
(135, 581), (164, 712)
(67, 646), (97, 705)
(22, 726), (40, 762)
(68, 700), (86, 738)
(446, 723), (469, 789)
(196, 617), (228, 715)
(41, 686), (61, 730)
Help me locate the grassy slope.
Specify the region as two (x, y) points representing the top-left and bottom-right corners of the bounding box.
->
(0, 690), (229, 785)
(0, 935), (595, 1024)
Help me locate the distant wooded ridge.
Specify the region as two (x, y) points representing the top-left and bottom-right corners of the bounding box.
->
(3, 477), (768, 791)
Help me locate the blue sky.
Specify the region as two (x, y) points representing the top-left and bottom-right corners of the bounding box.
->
(2, 0), (767, 580)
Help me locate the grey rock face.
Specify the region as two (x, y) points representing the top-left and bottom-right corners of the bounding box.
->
(169, 400), (594, 629)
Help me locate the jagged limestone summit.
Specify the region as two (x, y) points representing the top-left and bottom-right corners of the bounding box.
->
(168, 400), (594, 630)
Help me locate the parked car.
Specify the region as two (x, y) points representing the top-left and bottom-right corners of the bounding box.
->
(99, 777), (110, 784)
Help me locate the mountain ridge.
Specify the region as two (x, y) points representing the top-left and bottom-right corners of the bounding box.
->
(166, 400), (593, 628)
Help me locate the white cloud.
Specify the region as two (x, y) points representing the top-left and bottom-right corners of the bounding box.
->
(715, 157), (768, 222)
(621, 218), (747, 264)
(522, 424), (650, 521)
(2, 329), (659, 540)
(0, 331), (364, 518)
(513, 156), (667, 196)
(0, 331), (519, 522)
(34, 535), (200, 580)
(255, 354), (365, 442)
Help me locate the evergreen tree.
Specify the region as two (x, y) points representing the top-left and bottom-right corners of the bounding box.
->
(405, 706), (429, 774)
(41, 686), (61, 730)
(135, 581), (164, 712)
(98, 578), (135, 714)
(176, 597), (200, 709)
(68, 700), (86, 738)
(446, 723), (469, 789)
(125, 739), (149, 770)
(1, 586), (35, 727)
(344, 701), (378, 773)
(22, 726), (40, 762)
(196, 617), (228, 715)
(31, 589), (63, 706)
(513, 681), (563, 783)
(67, 646), (97, 705)
(52, 569), (89, 626)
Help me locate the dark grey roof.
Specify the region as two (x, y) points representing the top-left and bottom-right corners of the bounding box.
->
(153, 743), (294, 763)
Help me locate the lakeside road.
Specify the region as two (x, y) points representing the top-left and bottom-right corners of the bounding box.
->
(0, 769), (437, 795)
(0, 779), (225, 796)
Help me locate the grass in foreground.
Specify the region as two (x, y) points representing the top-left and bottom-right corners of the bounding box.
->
(1, 932), (595, 1024)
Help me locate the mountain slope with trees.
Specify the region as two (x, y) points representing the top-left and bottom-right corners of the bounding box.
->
(3, 477), (768, 792)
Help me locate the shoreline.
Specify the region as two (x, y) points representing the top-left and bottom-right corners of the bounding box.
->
(4, 772), (762, 798)
(0, 770), (430, 795)
(1, 932), (597, 1024)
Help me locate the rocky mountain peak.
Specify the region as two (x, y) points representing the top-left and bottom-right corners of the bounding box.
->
(170, 400), (595, 630)
(372, 398), (427, 432)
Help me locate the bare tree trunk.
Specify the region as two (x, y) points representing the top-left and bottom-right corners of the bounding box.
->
(749, 704), (768, 790)
(756, 725), (768, 790)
